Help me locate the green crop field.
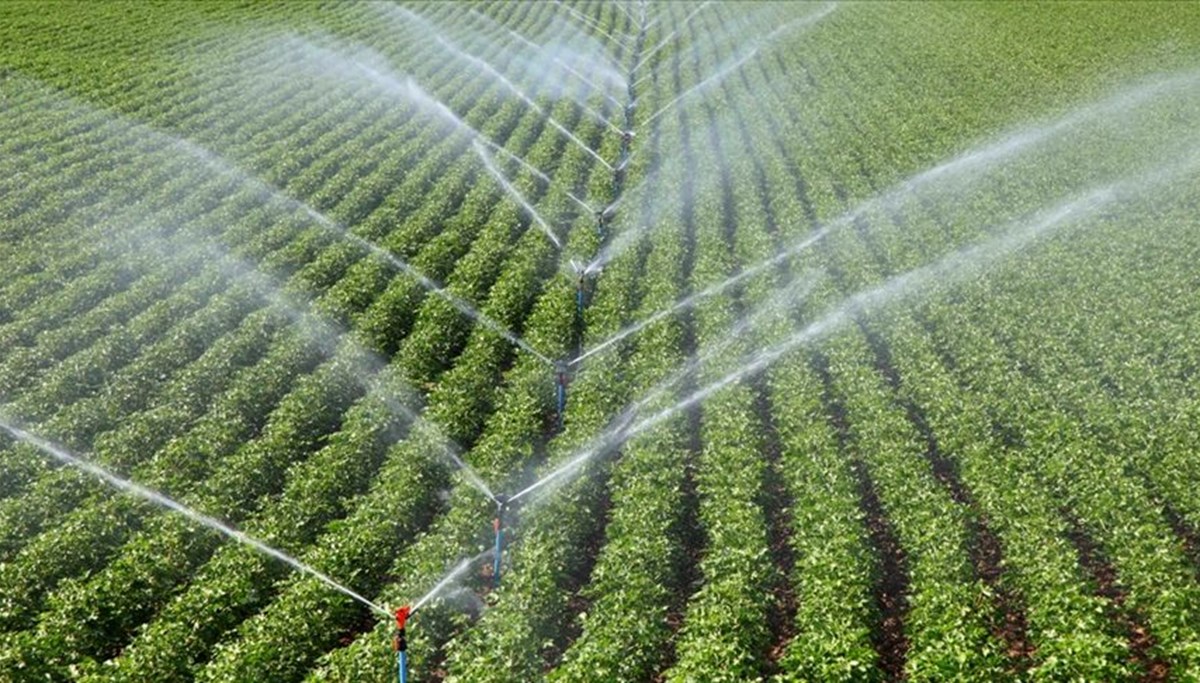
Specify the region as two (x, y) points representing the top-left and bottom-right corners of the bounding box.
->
(2, 1), (1200, 681)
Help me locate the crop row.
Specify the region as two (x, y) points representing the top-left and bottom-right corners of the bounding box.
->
(4, 131), (591, 683)
(915, 191), (1200, 675)
(0, 284), (291, 569)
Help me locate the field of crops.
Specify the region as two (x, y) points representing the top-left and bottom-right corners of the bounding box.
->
(2, 1), (1200, 681)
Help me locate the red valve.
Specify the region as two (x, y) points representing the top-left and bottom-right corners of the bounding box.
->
(395, 605), (411, 631)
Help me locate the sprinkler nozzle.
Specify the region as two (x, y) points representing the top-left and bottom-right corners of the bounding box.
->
(494, 493), (511, 517)
(393, 605), (411, 658)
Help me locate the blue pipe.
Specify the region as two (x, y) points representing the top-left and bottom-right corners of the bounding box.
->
(492, 523), (504, 588)
(556, 379), (567, 430)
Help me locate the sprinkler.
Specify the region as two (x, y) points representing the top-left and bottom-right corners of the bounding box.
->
(393, 605), (411, 683)
(619, 130), (636, 163)
(595, 208), (608, 239)
(491, 494), (511, 588)
(554, 360), (571, 430)
(576, 268), (588, 313)
(570, 259), (597, 318)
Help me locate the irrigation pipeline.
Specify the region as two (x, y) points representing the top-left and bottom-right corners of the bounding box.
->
(388, 10), (657, 652)
(563, 0), (651, 425)
(475, 4), (656, 611)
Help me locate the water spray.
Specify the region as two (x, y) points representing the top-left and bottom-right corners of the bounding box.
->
(387, 555), (484, 676)
(0, 420), (391, 618)
(393, 605), (411, 683)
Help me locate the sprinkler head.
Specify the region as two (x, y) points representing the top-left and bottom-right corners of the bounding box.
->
(395, 605), (411, 631)
(494, 493), (511, 515)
